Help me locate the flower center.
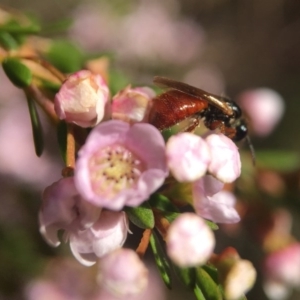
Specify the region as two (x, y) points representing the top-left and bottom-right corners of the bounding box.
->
(89, 144), (145, 198)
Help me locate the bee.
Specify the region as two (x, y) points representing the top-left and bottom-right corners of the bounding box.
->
(149, 76), (255, 161)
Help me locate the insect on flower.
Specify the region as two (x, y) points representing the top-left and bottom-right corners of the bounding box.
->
(149, 76), (255, 162)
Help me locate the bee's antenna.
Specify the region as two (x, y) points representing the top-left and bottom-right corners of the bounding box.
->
(246, 135), (256, 166)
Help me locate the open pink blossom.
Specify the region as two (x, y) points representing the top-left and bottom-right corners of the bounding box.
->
(75, 120), (168, 210)
(238, 88), (285, 136)
(39, 177), (101, 247)
(97, 248), (148, 296)
(263, 243), (300, 300)
(205, 133), (241, 183)
(166, 133), (211, 182)
(193, 175), (240, 223)
(112, 85), (155, 123)
(68, 210), (129, 266)
(54, 70), (109, 127)
(166, 213), (215, 267)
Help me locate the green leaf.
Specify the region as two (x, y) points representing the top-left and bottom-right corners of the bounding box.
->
(26, 95), (44, 157)
(163, 211), (180, 223)
(150, 231), (172, 289)
(46, 40), (84, 73)
(149, 193), (179, 212)
(0, 32), (18, 50)
(2, 58), (32, 88)
(38, 78), (61, 93)
(174, 266), (195, 289)
(109, 69), (130, 96)
(0, 22), (40, 34)
(255, 150), (300, 172)
(201, 264), (219, 283)
(41, 18), (73, 34)
(204, 220), (219, 231)
(194, 284), (206, 300)
(195, 267), (223, 300)
(125, 201), (154, 229)
(57, 121), (67, 164)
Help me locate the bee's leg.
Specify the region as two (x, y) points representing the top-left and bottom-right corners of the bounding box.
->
(183, 116), (200, 132)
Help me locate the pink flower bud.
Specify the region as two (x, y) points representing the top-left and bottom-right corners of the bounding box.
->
(223, 260), (256, 300)
(205, 133), (241, 183)
(166, 133), (211, 182)
(54, 70), (109, 127)
(75, 120), (168, 210)
(112, 85), (155, 123)
(98, 248), (148, 296)
(238, 88), (285, 136)
(263, 243), (300, 299)
(193, 176), (240, 223)
(166, 213), (215, 267)
(213, 248), (256, 300)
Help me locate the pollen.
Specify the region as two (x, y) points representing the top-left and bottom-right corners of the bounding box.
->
(89, 144), (145, 197)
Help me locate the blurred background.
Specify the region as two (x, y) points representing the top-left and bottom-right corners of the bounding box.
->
(0, 0), (300, 299)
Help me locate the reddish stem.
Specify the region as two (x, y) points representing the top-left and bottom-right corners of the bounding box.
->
(136, 229), (152, 258)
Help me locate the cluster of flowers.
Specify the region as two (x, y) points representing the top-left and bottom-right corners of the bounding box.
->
(39, 70), (255, 299)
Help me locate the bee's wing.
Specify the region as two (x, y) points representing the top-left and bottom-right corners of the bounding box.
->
(153, 76), (233, 115)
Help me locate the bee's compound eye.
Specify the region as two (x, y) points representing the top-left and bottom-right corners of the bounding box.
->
(231, 102), (242, 118)
(233, 121), (248, 141)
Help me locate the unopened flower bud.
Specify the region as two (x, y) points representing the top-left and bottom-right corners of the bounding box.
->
(98, 248), (148, 296)
(166, 213), (215, 267)
(205, 133), (241, 183)
(54, 70), (109, 127)
(212, 247), (256, 300)
(112, 85), (155, 123)
(166, 133), (211, 182)
(238, 88), (284, 137)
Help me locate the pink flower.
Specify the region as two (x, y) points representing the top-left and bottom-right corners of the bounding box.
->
(39, 177), (101, 247)
(263, 243), (300, 300)
(238, 88), (285, 137)
(75, 120), (168, 210)
(68, 210), (129, 266)
(166, 133), (211, 182)
(54, 70), (109, 127)
(39, 178), (128, 266)
(205, 133), (241, 183)
(112, 85), (155, 123)
(97, 248), (148, 296)
(166, 213), (215, 267)
(193, 175), (240, 223)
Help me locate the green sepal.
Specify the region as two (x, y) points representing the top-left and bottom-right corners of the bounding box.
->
(2, 58), (32, 88)
(56, 121), (67, 164)
(0, 32), (18, 50)
(149, 193), (179, 212)
(125, 201), (154, 229)
(195, 267), (223, 300)
(149, 231), (172, 289)
(173, 266), (196, 289)
(26, 95), (44, 157)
